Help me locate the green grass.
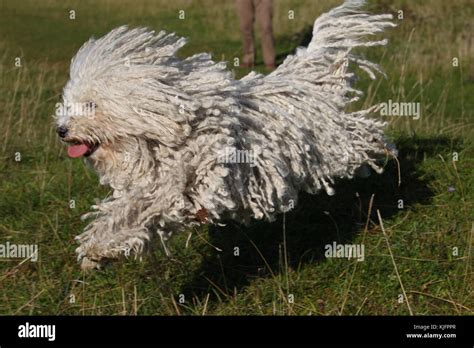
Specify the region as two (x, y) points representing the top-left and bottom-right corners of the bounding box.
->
(0, 0), (472, 315)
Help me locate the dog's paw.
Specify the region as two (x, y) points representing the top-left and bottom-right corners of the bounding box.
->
(80, 257), (102, 271)
(76, 244), (109, 271)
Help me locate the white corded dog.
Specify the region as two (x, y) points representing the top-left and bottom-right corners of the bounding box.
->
(55, 0), (396, 269)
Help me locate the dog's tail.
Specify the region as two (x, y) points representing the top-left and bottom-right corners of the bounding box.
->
(242, 0), (396, 101)
(235, 0), (396, 210)
(307, 0), (395, 58)
(274, 0), (395, 80)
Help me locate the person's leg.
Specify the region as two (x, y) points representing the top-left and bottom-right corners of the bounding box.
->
(236, 0), (255, 67)
(255, 0), (275, 69)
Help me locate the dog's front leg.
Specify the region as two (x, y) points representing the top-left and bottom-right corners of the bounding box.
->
(75, 169), (198, 269)
(75, 197), (154, 270)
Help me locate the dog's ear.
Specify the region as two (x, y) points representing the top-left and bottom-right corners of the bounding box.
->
(129, 95), (196, 147)
(96, 81), (197, 147)
(107, 73), (201, 147)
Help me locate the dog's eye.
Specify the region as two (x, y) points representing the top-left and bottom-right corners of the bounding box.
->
(83, 101), (97, 116)
(85, 101), (97, 110)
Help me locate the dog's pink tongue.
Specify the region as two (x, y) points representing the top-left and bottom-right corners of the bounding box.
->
(67, 144), (89, 158)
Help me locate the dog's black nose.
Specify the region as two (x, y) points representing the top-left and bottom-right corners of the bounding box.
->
(56, 126), (68, 138)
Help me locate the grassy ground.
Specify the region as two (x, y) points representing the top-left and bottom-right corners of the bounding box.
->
(0, 0), (472, 315)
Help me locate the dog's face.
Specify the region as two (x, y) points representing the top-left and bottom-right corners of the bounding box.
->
(55, 98), (103, 158)
(55, 87), (132, 160)
(55, 27), (198, 163)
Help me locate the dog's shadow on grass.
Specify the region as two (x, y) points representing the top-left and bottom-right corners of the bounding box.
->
(179, 136), (454, 301)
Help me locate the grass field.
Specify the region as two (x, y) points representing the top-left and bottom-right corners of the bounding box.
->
(0, 0), (472, 315)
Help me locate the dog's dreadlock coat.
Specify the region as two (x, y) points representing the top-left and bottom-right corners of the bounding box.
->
(56, 0), (396, 269)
